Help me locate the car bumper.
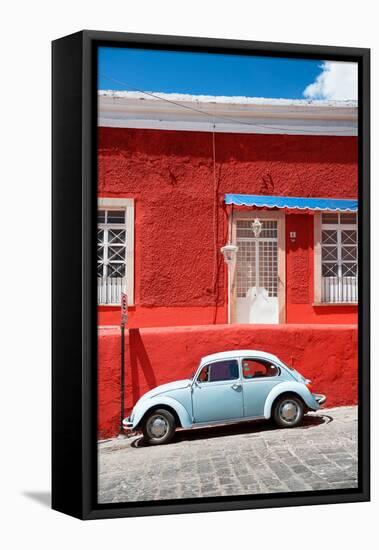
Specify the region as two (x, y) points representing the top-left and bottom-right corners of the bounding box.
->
(313, 394), (327, 405)
(122, 417), (134, 430)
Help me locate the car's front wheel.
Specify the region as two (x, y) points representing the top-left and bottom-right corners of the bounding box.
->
(273, 395), (304, 428)
(142, 409), (176, 445)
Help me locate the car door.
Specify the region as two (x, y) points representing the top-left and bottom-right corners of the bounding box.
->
(241, 357), (282, 417)
(191, 359), (244, 423)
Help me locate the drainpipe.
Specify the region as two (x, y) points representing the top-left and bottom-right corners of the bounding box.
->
(220, 243), (238, 324)
(227, 263), (232, 324)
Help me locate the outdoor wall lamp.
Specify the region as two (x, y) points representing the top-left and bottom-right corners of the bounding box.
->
(220, 243), (239, 265)
(251, 218), (263, 237)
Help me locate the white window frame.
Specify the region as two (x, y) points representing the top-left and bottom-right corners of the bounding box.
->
(314, 211), (358, 304)
(97, 198), (135, 305)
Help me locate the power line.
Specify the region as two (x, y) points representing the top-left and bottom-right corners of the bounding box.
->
(99, 73), (356, 135)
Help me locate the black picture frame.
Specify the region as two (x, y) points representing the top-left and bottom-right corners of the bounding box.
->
(52, 30), (370, 520)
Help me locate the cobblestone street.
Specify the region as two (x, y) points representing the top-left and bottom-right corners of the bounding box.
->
(98, 406), (358, 503)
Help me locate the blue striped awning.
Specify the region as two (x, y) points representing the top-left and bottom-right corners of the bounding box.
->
(225, 194), (357, 212)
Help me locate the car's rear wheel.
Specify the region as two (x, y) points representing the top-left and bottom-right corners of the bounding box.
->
(142, 409), (176, 445)
(273, 395), (304, 428)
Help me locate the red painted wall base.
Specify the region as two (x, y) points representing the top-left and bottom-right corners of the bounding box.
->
(98, 304), (228, 328)
(98, 323), (358, 439)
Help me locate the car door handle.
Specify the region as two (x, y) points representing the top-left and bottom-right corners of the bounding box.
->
(231, 383), (242, 391)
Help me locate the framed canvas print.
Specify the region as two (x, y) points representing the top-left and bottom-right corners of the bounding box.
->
(52, 30), (370, 519)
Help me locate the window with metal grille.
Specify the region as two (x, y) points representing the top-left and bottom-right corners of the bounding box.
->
(97, 209), (127, 304)
(321, 212), (358, 303)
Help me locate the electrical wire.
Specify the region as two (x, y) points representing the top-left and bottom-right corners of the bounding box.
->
(212, 126), (218, 298)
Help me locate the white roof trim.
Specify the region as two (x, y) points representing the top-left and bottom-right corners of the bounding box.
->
(98, 91), (357, 136)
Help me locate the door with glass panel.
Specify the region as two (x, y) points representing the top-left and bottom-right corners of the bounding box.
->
(235, 219), (279, 324)
(97, 209), (127, 304)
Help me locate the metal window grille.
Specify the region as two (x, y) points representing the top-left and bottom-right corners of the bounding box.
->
(97, 209), (127, 304)
(321, 212), (358, 303)
(236, 220), (278, 298)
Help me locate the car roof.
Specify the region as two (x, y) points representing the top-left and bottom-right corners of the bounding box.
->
(200, 350), (283, 365)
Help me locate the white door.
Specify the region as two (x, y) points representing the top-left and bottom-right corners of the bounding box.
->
(235, 219), (279, 324)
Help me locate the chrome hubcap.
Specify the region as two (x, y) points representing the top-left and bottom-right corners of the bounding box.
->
(279, 400), (299, 423)
(148, 415), (169, 439)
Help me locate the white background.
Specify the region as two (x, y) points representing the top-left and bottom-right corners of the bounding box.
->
(0, 1), (376, 548)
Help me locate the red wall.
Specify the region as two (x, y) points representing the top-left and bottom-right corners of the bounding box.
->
(285, 213), (357, 323)
(98, 128), (358, 327)
(98, 324), (358, 439)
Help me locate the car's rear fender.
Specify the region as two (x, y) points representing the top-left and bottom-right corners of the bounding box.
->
(132, 396), (193, 429)
(264, 382), (319, 419)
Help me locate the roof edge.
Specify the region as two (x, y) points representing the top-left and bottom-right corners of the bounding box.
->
(98, 92), (357, 136)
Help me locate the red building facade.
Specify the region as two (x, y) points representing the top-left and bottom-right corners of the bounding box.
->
(97, 93), (358, 438)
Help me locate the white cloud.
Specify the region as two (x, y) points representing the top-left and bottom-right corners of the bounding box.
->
(303, 61), (358, 100)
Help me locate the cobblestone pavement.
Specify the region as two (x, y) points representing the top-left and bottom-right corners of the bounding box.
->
(98, 406), (358, 503)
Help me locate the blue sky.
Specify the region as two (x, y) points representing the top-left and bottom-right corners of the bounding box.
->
(98, 46), (324, 100)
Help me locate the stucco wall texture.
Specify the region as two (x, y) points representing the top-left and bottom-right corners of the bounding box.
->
(98, 324), (358, 439)
(98, 128), (358, 327)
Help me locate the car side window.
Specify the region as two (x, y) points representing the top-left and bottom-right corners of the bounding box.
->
(242, 358), (279, 379)
(197, 360), (240, 383)
(209, 360), (239, 382)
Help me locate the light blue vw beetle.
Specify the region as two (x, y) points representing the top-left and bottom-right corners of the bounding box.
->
(123, 350), (326, 445)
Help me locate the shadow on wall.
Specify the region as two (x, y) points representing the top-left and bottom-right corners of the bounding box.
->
(129, 328), (157, 407)
(22, 491), (51, 508)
